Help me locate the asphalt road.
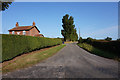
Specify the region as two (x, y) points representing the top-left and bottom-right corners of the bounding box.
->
(3, 43), (118, 78)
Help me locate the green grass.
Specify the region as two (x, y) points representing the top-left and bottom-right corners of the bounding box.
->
(77, 43), (119, 61)
(2, 44), (66, 73)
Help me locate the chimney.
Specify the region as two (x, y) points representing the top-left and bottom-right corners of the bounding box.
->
(16, 22), (19, 27)
(32, 21), (35, 26)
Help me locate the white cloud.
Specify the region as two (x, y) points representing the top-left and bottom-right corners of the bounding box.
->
(82, 26), (118, 39)
(93, 26), (118, 35)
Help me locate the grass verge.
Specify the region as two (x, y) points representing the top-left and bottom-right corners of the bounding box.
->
(2, 44), (66, 74)
(77, 43), (119, 61)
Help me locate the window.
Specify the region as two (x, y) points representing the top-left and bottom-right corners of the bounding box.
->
(23, 31), (26, 35)
(12, 31), (15, 34)
(17, 32), (20, 35)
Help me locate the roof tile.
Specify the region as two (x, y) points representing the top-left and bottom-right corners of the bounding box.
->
(8, 26), (33, 31)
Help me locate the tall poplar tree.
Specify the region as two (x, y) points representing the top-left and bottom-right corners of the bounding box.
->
(61, 14), (78, 41)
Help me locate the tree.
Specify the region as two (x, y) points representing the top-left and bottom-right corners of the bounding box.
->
(105, 37), (112, 41)
(0, 2), (13, 11)
(61, 14), (78, 41)
(117, 38), (120, 41)
(78, 37), (83, 43)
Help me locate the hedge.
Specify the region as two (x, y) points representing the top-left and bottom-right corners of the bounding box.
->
(78, 38), (120, 56)
(91, 41), (120, 56)
(77, 43), (118, 59)
(2, 34), (62, 62)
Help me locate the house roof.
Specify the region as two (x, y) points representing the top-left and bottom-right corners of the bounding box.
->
(8, 26), (40, 32)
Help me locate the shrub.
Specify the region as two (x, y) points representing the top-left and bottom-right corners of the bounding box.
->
(92, 41), (120, 55)
(2, 34), (62, 62)
(117, 38), (120, 41)
(105, 37), (112, 41)
(85, 37), (95, 44)
(78, 37), (83, 43)
(79, 37), (120, 56)
(77, 43), (118, 59)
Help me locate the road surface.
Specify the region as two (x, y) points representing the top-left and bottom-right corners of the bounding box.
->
(3, 43), (118, 78)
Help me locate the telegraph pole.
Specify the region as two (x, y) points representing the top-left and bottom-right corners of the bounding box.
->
(79, 27), (80, 39)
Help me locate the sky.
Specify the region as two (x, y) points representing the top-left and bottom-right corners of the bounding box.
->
(2, 2), (118, 39)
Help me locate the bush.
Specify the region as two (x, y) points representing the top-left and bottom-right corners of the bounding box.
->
(77, 43), (118, 59)
(117, 38), (120, 41)
(78, 37), (83, 43)
(85, 37), (95, 44)
(91, 41), (120, 55)
(105, 37), (112, 41)
(79, 37), (120, 56)
(2, 34), (62, 62)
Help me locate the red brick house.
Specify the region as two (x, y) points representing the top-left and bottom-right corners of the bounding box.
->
(8, 22), (44, 37)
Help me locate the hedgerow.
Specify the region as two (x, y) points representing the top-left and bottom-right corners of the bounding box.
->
(78, 37), (120, 56)
(2, 34), (62, 62)
(77, 43), (118, 59)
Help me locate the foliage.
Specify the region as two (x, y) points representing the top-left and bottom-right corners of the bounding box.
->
(78, 38), (120, 55)
(78, 37), (120, 55)
(78, 37), (83, 43)
(85, 37), (95, 44)
(91, 41), (120, 55)
(0, 2), (13, 11)
(61, 14), (78, 41)
(105, 37), (112, 41)
(2, 34), (62, 62)
(77, 43), (118, 59)
(117, 38), (120, 41)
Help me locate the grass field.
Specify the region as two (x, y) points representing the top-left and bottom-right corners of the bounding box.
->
(2, 44), (66, 73)
(77, 43), (119, 61)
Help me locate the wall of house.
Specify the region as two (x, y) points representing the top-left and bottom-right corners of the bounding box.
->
(16, 31), (23, 35)
(25, 31), (29, 36)
(9, 31), (12, 34)
(9, 27), (39, 36)
(29, 27), (39, 36)
(9, 31), (23, 35)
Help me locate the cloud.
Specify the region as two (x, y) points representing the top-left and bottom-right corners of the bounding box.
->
(93, 26), (118, 35)
(82, 26), (118, 39)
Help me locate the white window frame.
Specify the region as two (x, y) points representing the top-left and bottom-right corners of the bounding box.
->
(23, 31), (26, 35)
(12, 31), (15, 34)
(17, 32), (20, 35)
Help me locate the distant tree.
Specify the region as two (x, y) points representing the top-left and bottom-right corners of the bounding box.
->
(105, 37), (112, 41)
(86, 37), (94, 44)
(78, 37), (83, 43)
(0, 1), (13, 11)
(117, 38), (120, 41)
(61, 14), (78, 41)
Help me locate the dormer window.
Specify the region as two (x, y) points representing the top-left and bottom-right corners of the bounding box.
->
(23, 31), (26, 35)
